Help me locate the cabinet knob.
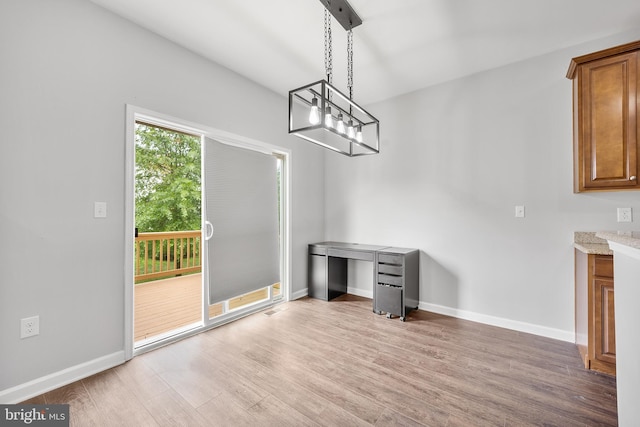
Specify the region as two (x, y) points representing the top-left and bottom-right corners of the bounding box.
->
(631, 176), (637, 181)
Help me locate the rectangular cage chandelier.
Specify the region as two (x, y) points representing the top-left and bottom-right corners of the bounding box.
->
(288, 0), (379, 157)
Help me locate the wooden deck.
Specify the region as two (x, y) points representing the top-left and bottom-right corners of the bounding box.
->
(134, 274), (278, 342)
(134, 274), (204, 342)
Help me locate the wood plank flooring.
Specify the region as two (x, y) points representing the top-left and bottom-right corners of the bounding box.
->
(25, 295), (617, 426)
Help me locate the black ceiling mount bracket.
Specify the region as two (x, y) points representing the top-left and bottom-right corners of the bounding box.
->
(318, 0), (362, 30)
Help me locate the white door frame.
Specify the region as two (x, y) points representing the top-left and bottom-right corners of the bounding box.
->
(124, 104), (291, 360)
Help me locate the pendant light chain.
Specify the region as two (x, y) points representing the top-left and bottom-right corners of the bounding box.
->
(324, 7), (333, 86)
(347, 28), (354, 101)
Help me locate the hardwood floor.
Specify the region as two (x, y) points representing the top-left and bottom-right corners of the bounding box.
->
(24, 295), (617, 426)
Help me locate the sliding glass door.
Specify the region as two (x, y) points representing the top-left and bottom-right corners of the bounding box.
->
(126, 106), (288, 357)
(203, 138), (283, 320)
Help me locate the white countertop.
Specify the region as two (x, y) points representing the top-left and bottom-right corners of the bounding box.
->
(595, 231), (640, 251)
(596, 230), (640, 425)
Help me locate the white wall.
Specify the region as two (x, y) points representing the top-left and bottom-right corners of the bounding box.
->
(0, 0), (324, 396)
(327, 30), (640, 339)
(3, 0), (640, 401)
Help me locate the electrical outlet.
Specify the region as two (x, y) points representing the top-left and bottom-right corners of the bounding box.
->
(617, 207), (632, 223)
(20, 316), (39, 339)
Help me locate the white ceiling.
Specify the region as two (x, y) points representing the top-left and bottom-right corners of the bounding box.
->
(90, 0), (640, 105)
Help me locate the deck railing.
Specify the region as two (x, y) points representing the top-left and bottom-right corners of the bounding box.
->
(135, 230), (201, 283)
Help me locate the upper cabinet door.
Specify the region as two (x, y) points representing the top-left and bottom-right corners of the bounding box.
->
(568, 42), (640, 192)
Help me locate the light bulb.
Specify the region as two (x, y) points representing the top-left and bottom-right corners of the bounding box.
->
(355, 125), (363, 142)
(347, 120), (355, 139)
(324, 106), (333, 128)
(308, 97), (320, 125)
(336, 113), (345, 134)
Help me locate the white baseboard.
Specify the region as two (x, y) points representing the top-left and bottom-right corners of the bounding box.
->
(290, 288), (308, 300)
(347, 287), (373, 299)
(419, 302), (574, 343)
(0, 351), (125, 404)
(291, 288), (373, 300)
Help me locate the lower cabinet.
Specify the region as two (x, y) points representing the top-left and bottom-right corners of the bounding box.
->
(575, 250), (616, 375)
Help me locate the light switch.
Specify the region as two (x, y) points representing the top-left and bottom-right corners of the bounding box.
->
(94, 202), (107, 218)
(515, 205), (525, 218)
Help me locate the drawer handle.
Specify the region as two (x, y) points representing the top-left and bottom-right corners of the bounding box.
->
(630, 176), (637, 181)
(379, 283), (401, 288)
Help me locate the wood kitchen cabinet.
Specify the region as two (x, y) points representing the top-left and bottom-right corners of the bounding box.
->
(567, 40), (640, 192)
(575, 250), (616, 375)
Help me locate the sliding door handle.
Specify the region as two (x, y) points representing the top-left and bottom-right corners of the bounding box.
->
(204, 221), (214, 240)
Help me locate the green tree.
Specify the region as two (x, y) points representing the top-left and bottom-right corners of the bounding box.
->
(135, 123), (201, 232)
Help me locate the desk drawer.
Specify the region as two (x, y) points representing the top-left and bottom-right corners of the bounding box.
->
(309, 246), (327, 256)
(378, 263), (403, 276)
(378, 273), (403, 287)
(328, 248), (374, 261)
(376, 284), (402, 316)
(378, 253), (403, 265)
